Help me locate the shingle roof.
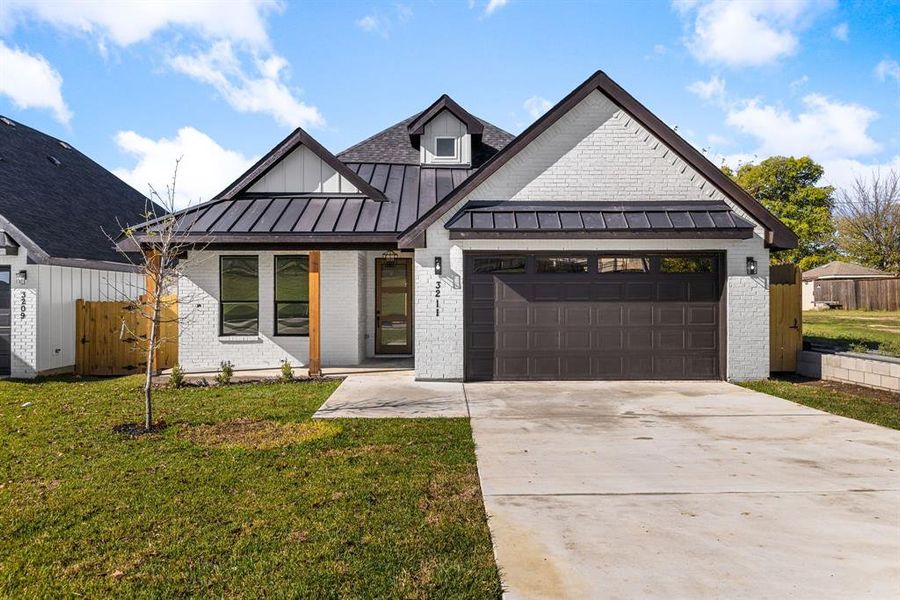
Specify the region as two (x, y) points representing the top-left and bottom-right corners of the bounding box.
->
(802, 261), (892, 281)
(0, 116), (149, 265)
(336, 113), (514, 166)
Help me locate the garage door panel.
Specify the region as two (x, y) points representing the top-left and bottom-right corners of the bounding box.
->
(625, 282), (654, 300)
(657, 281), (687, 301)
(687, 305), (716, 325)
(497, 356), (528, 379)
(657, 329), (685, 350)
(657, 305), (686, 325)
(689, 280), (717, 301)
(624, 355), (653, 377)
(654, 355), (685, 377)
(688, 356), (718, 377)
(563, 305), (591, 327)
(564, 330), (592, 350)
(469, 305), (495, 327)
(627, 306), (653, 325)
(594, 356), (624, 378)
(593, 282), (623, 300)
(532, 330), (560, 350)
(468, 330), (495, 351)
(499, 305), (528, 327)
(687, 329), (717, 350)
(626, 329), (653, 350)
(562, 356), (591, 378)
(594, 328), (624, 350)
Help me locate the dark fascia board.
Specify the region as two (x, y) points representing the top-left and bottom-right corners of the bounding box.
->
(0, 213), (50, 263)
(407, 94), (485, 136)
(448, 229), (754, 241)
(399, 70), (798, 250)
(214, 127), (386, 202)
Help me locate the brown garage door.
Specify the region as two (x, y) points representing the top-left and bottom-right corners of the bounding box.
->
(464, 253), (724, 381)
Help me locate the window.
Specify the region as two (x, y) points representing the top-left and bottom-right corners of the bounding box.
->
(435, 137), (456, 158)
(472, 256), (526, 274)
(220, 256), (258, 335)
(661, 256), (714, 273)
(598, 257), (650, 273)
(275, 256), (310, 335)
(536, 256), (589, 273)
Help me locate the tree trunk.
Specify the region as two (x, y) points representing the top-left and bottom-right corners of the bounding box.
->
(143, 291), (161, 431)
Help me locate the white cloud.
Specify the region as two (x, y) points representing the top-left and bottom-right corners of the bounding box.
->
(113, 127), (256, 210)
(819, 155), (900, 192)
(356, 15), (383, 34)
(831, 22), (848, 41)
(0, 40), (71, 123)
(674, 0), (830, 67)
(875, 58), (900, 83)
(725, 94), (880, 160)
(485, 0), (510, 16)
(355, 5), (411, 38)
(789, 75), (809, 92)
(687, 75), (726, 102)
(168, 41), (324, 129)
(0, 0), (279, 48)
(523, 96), (553, 119)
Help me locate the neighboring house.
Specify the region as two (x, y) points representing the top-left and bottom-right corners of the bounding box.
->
(127, 71), (797, 382)
(0, 116), (146, 378)
(802, 260), (895, 310)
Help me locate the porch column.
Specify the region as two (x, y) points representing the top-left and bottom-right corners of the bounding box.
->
(308, 250), (321, 377)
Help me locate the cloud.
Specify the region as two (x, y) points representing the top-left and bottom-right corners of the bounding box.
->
(674, 0), (830, 67)
(0, 40), (71, 123)
(789, 75), (809, 92)
(687, 75), (726, 102)
(725, 93), (880, 160)
(484, 0), (510, 16)
(875, 58), (900, 83)
(523, 96), (553, 119)
(819, 155), (900, 192)
(168, 41), (324, 129)
(0, 0), (279, 48)
(113, 127), (256, 210)
(355, 4), (412, 38)
(831, 22), (848, 41)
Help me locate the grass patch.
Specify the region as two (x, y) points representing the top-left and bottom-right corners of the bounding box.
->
(0, 376), (501, 598)
(804, 310), (900, 357)
(739, 375), (900, 430)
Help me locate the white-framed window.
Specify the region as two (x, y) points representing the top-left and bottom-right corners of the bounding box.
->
(434, 136), (457, 160)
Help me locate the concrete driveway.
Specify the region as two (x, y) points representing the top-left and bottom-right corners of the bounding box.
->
(466, 381), (900, 599)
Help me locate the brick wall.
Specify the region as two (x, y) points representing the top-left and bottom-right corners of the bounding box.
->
(798, 351), (900, 392)
(178, 250), (365, 372)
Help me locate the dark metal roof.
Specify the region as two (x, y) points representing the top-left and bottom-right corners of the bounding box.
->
(0, 115), (150, 266)
(337, 113), (513, 166)
(445, 201), (755, 239)
(399, 70), (798, 251)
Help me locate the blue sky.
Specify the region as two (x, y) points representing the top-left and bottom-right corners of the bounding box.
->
(1, 0), (898, 208)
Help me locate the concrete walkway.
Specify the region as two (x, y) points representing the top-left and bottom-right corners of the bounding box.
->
(314, 371), (467, 418)
(466, 381), (900, 599)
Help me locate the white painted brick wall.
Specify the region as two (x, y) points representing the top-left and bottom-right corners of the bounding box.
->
(414, 89), (772, 382)
(178, 250), (365, 372)
(11, 286), (38, 378)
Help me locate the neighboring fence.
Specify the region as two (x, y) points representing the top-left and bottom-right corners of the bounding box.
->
(813, 277), (900, 311)
(770, 264), (802, 373)
(75, 295), (178, 376)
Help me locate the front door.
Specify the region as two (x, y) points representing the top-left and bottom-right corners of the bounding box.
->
(0, 267), (11, 377)
(375, 258), (413, 354)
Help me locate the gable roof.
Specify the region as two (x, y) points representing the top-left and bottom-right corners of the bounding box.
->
(407, 94), (484, 136)
(0, 115), (149, 267)
(215, 127), (387, 201)
(337, 113), (514, 166)
(802, 261), (893, 281)
(397, 70), (798, 250)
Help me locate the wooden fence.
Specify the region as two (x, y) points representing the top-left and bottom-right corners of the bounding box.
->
(813, 278), (900, 311)
(770, 264), (802, 373)
(75, 295), (178, 376)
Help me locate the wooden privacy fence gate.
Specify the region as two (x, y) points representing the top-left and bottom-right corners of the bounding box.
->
(813, 277), (900, 311)
(770, 264), (802, 373)
(75, 295), (178, 376)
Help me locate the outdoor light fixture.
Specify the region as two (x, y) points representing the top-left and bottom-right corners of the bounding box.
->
(381, 249), (397, 264)
(16, 270), (26, 284)
(746, 257), (758, 276)
(434, 257), (442, 276)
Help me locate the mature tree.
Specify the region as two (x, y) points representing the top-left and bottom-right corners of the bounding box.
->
(835, 169), (900, 274)
(724, 156), (836, 270)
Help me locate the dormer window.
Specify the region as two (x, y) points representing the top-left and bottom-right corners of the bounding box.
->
(434, 137), (457, 160)
(408, 95), (483, 167)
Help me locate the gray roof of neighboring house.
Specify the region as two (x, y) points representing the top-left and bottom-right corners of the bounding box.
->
(802, 260), (893, 281)
(0, 115), (150, 266)
(445, 201), (755, 239)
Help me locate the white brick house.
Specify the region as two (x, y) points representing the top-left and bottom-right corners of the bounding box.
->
(130, 71), (796, 382)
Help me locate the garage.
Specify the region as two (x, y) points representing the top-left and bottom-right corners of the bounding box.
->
(464, 253), (725, 381)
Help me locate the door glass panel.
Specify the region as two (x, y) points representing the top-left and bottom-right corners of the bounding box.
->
(379, 323), (408, 347)
(381, 292), (408, 316)
(381, 262), (408, 287)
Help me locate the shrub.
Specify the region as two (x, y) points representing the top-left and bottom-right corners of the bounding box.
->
(169, 364), (185, 388)
(848, 342), (870, 354)
(280, 359), (294, 383)
(215, 361), (234, 386)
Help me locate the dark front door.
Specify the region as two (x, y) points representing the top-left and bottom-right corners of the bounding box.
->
(465, 253), (724, 381)
(0, 267), (11, 377)
(375, 258), (413, 354)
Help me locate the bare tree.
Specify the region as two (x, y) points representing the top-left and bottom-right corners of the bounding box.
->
(835, 169), (900, 275)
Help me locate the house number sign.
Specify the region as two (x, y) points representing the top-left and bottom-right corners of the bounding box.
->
(20, 290), (27, 320)
(434, 280), (441, 317)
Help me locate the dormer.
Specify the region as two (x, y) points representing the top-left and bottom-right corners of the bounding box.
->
(407, 95), (484, 166)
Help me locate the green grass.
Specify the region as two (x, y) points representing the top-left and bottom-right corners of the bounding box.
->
(739, 377), (900, 430)
(0, 376), (501, 598)
(804, 310), (900, 357)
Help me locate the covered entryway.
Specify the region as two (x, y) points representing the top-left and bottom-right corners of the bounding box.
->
(464, 253), (724, 380)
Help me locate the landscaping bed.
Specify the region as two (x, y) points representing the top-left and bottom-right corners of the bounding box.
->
(0, 376), (501, 598)
(803, 310), (900, 357)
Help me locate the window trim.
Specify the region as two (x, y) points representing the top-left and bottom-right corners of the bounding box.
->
(273, 255), (310, 337)
(219, 255), (259, 337)
(433, 136), (459, 161)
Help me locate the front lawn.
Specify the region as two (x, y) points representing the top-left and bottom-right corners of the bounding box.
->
(739, 376), (900, 430)
(0, 376), (501, 598)
(804, 310), (900, 357)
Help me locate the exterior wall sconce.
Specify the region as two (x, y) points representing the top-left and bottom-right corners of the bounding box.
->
(746, 257), (758, 276)
(16, 270), (27, 284)
(381, 249), (397, 264)
(434, 257), (442, 276)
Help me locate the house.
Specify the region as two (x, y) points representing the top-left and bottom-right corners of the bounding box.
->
(0, 116), (146, 378)
(802, 260), (896, 310)
(126, 71), (797, 382)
